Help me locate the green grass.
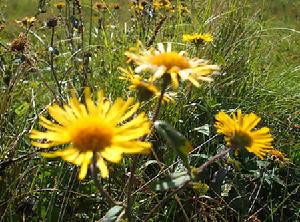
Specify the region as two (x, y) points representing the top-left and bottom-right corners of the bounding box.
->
(0, 0), (299, 221)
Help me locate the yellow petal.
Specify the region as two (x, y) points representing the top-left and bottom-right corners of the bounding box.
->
(101, 149), (123, 163)
(48, 104), (70, 125)
(97, 157), (109, 178)
(78, 152), (92, 180)
(84, 88), (97, 114)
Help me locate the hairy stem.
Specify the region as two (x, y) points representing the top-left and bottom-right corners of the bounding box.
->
(126, 79), (168, 221)
(91, 153), (120, 206)
(49, 26), (63, 101)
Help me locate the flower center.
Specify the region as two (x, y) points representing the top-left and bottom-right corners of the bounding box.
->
(230, 131), (252, 149)
(149, 52), (190, 71)
(71, 119), (113, 152)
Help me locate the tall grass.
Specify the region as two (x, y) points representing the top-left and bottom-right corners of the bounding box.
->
(0, 0), (299, 221)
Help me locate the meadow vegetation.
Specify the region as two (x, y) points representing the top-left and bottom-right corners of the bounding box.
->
(0, 0), (299, 221)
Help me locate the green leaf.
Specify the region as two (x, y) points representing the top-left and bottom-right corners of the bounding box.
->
(154, 121), (192, 170)
(15, 102), (29, 116)
(101, 205), (124, 222)
(151, 171), (191, 192)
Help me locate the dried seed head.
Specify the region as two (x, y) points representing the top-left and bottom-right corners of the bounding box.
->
(10, 33), (28, 52)
(46, 17), (58, 28)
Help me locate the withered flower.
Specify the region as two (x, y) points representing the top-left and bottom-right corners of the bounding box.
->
(10, 33), (28, 52)
(46, 17), (58, 28)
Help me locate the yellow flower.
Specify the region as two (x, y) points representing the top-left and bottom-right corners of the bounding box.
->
(182, 33), (213, 44)
(94, 2), (120, 10)
(119, 67), (173, 103)
(94, 2), (108, 10)
(125, 42), (219, 89)
(153, 0), (163, 10)
(177, 3), (190, 14)
(30, 88), (152, 180)
(215, 110), (273, 159)
(15, 16), (36, 27)
(153, 0), (174, 12)
(54, 2), (65, 10)
(129, 1), (145, 14)
(268, 149), (289, 162)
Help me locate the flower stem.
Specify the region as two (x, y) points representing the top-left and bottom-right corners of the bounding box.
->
(126, 79), (168, 222)
(49, 26), (63, 102)
(144, 148), (230, 221)
(194, 148), (230, 175)
(91, 153), (120, 206)
(151, 77), (168, 124)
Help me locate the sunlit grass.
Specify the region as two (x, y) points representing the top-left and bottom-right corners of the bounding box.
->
(0, 0), (299, 221)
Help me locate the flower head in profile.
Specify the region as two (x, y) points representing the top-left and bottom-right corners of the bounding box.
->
(182, 33), (213, 44)
(94, 2), (120, 10)
(119, 67), (173, 103)
(30, 88), (152, 180)
(54, 2), (65, 10)
(215, 110), (273, 159)
(125, 42), (219, 89)
(94, 2), (108, 10)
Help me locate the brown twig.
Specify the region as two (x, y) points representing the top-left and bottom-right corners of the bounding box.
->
(194, 148), (231, 175)
(146, 15), (168, 48)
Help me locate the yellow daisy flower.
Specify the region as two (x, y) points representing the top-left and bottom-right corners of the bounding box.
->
(119, 67), (173, 103)
(30, 88), (152, 180)
(182, 33), (214, 44)
(215, 110), (273, 159)
(125, 42), (219, 89)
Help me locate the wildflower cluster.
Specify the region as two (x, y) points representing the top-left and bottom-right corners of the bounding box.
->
(2, 1), (289, 220)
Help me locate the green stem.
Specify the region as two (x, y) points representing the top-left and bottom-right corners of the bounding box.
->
(91, 153), (120, 206)
(126, 79), (168, 222)
(88, 0), (93, 46)
(144, 148), (230, 221)
(49, 26), (63, 102)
